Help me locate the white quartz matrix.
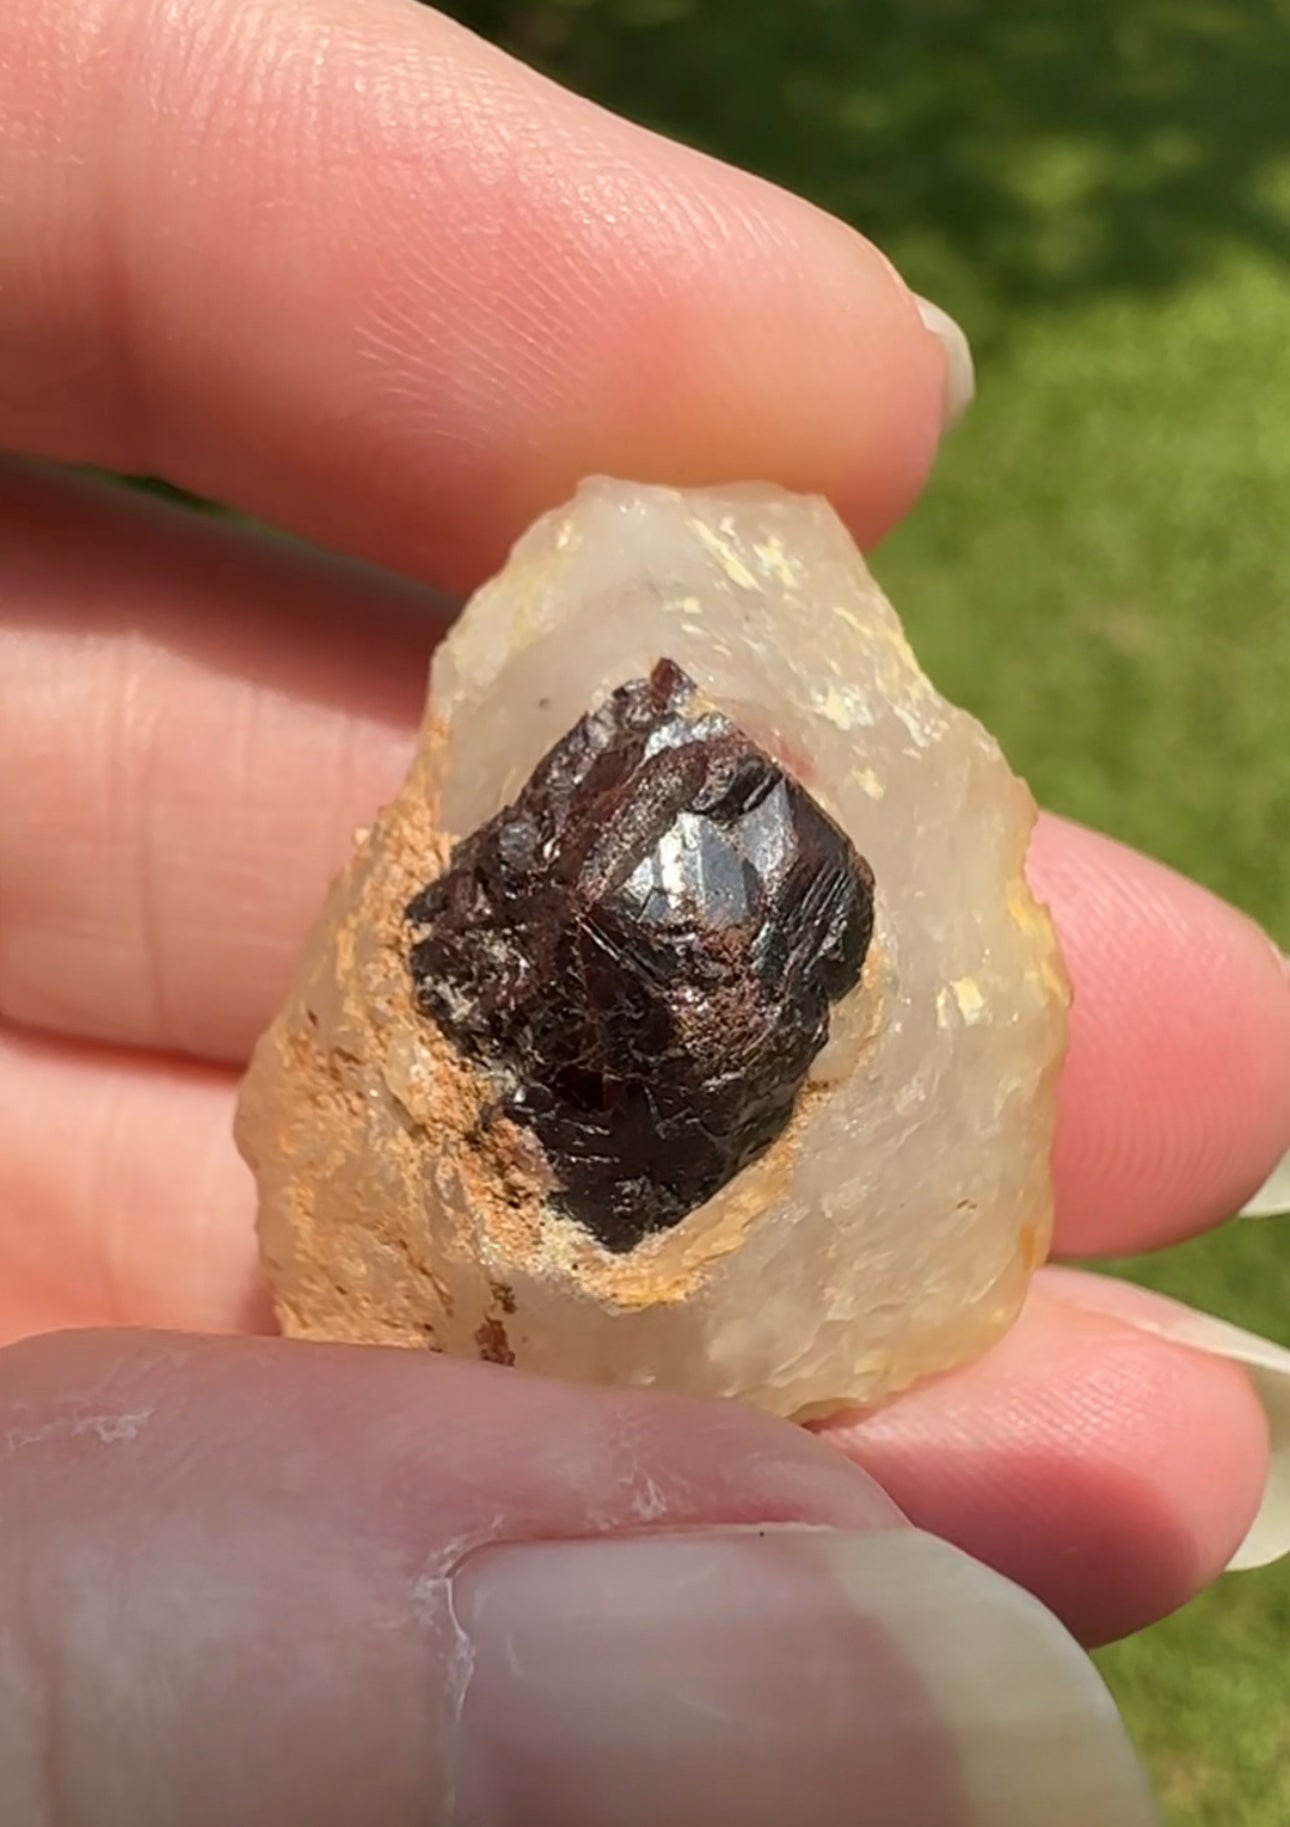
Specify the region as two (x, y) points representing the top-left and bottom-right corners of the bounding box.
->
(237, 481), (1069, 1418)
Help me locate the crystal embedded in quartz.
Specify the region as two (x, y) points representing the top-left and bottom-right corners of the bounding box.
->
(405, 658), (875, 1253)
(235, 480), (1069, 1418)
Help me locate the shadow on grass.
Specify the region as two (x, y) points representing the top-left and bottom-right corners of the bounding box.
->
(444, 0), (1290, 348)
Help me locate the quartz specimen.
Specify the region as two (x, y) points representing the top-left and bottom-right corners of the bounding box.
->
(405, 658), (875, 1254)
(236, 480), (1069, 1418)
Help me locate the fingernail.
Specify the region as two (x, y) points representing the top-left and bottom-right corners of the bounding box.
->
(1240, 1147), (1290, 1218)
(446, 1525), (1156, 1826)
(915, 295), (975, 431)
(1044, 1269), (1290, 1572)
(1239, 941), (1290, 1217)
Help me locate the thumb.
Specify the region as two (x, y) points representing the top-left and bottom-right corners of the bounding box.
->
(0, 1330), (1155, 1826)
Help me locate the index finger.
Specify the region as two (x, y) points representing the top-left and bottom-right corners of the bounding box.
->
(2, 0), (954, 588)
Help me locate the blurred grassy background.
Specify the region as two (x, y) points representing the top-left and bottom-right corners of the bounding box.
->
(440, 1), (1290, 1820)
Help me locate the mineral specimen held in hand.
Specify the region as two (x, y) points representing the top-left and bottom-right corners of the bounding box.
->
(236, 480), (1069, 1418)
(405, 659), (875, 1253)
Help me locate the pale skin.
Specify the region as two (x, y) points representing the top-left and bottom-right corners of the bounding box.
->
(1, 2), (1289, 1819)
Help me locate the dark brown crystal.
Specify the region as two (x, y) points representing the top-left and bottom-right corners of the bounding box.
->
(405, 660), (875, 1253)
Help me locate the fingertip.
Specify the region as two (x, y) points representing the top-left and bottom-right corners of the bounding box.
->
(1041, 1266), (1289, 1575)
(1029, 814), (1290, 1254)
(466, 160), (949, 583)
(820, 1276), (1271, 1645)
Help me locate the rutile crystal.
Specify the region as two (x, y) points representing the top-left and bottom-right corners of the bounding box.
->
(405, 658), (875, 1253)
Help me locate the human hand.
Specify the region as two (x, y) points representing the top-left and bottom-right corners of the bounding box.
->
(2, 1), (1288, 1820)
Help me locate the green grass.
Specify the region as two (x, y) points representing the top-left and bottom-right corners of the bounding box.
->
(444, 2), (1290, 1818)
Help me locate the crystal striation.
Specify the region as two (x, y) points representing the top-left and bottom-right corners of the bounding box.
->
(405, 658), (875, 1253)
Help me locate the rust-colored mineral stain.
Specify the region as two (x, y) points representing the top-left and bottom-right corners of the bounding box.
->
(475, 1316), (516, 1366)
(1018, 1221), (1046, 1272)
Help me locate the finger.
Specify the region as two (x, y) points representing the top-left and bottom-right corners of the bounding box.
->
(0, 465), (433, 1064)
(5, 469), (1289, 1260)
(1, 0), (949, 588)
(0, 1328), (1155, 1827)
(0, 1027), (1273, 1649)
(1028, 814), (1290, 1253)
(1039, 1265), (1290, 1575)
(819, 1266), (1272, 1647)
(0, 1027), (265, 1346)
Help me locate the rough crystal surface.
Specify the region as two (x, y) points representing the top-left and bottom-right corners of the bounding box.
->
(405, 658), (875, 1254)
(235, 480), (1069, 1418)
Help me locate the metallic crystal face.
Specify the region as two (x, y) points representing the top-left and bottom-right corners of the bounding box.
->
(405, 659), (875, 1252)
